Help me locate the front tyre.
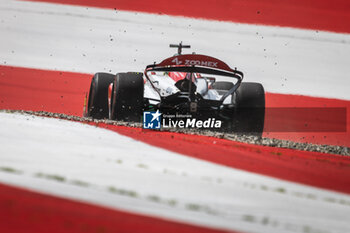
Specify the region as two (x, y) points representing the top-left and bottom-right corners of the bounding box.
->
(86, 73), (115, 119)
(110, 72), (144, 122)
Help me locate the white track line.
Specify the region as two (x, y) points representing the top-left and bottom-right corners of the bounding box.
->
(0, 112), (350, 233)
(1, 1), (350, 232)
(0, 0), (349, 99)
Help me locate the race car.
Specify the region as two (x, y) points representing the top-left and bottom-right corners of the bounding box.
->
(84, 43), (265, 135)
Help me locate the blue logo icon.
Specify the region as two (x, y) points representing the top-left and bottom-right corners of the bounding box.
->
(143, 110), (161, 129)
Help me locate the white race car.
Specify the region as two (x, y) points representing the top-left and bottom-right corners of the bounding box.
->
(84, 43), (265, 135)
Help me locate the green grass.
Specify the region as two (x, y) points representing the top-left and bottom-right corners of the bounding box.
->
(137, 163), (149, 169)
(186, 203), (202, 211)
(0, 166), (22, 174)
(35, 173), (66, 182)
(167, 199), (177, 207)
(71, 180), (89, 187)
(242, 215), (256, 222)
(116, 159), (123, 164)
(108, 186), (138, 198)
(275, 187), (286, 193)
(147, 195), (161, 203)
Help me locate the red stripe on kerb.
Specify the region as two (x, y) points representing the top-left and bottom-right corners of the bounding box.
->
(97, 123), (350, 195)
(1, 65), (349, 147)
(0, 183), (233, 233)
(0, 65), (91, 116)
(264, 93), (350, 146)
(1, 65), (350, 194)
(25, 0), (350, 34)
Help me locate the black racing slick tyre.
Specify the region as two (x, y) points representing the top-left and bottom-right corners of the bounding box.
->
(87, 73), (115, 119)
(234, 82), (265, 136)
(110, 72), (144, 122)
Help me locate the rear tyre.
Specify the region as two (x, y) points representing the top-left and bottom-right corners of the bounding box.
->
(87, 73), (115, 119)
(110, 72), (144, 122)
(234, 82), (265, 136)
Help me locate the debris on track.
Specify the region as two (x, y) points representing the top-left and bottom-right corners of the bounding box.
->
(2, 109), (349, 156)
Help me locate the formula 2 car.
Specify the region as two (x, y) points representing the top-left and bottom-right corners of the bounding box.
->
(84, 43), (265, 135)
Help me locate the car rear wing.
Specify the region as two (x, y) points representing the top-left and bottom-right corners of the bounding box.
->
(145, 54), (244, 103)
(146, 54), (243, 78)
(147, 65), (242, 79)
